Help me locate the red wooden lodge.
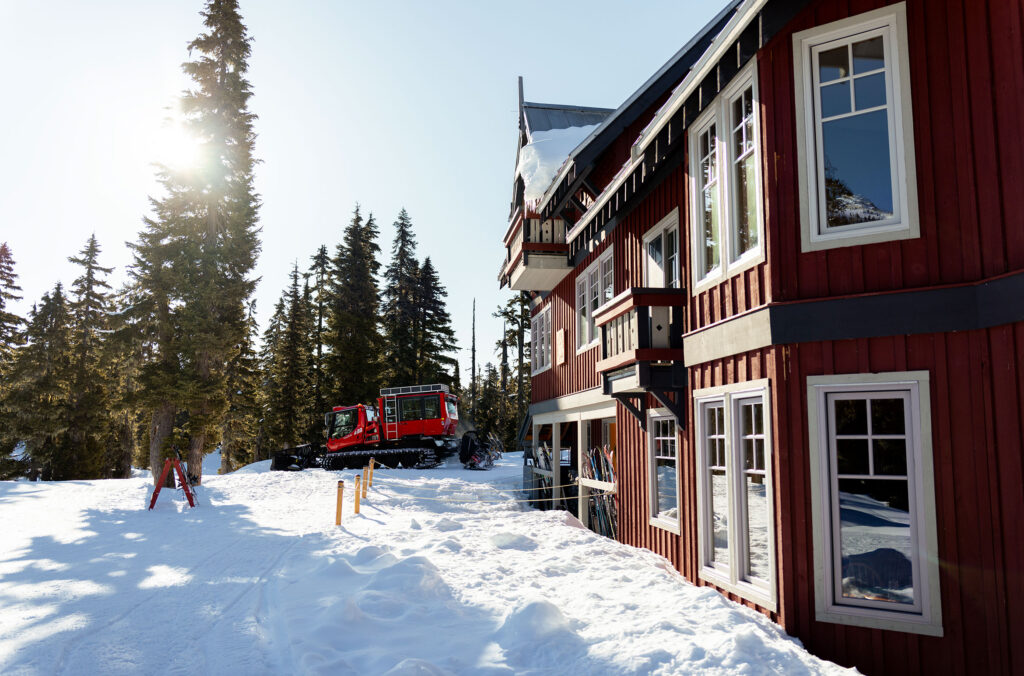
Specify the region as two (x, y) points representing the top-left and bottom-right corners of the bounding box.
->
(499, 0), (1024, 673)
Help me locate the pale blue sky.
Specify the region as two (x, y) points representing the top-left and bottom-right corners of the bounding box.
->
(0, 1), (724, 386)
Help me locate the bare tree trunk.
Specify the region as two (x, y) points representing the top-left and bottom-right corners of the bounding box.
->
(149, 402), (174, 486)
(219, 434), (233, 475)
(188, 432), (205, 486)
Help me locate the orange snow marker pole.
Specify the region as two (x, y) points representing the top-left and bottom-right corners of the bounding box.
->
(362, 467), (369, 498)
(342, 477), (350, 524)
(354, 475), (361, 514)
(368, 458), (375, 487)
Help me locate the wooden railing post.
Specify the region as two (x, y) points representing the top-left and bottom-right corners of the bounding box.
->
(335, 480), (344, 525)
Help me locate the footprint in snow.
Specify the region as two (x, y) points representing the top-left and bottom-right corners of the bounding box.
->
(434, 518), (463, 532)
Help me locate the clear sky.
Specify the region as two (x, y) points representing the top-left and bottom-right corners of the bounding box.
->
(0, 1), (724, 388)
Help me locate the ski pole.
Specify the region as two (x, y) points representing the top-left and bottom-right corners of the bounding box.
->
(335, 480), (344, 526)
(354, 475), (361, 514)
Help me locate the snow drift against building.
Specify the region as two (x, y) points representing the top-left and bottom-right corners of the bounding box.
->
(517, 124), (599, 203)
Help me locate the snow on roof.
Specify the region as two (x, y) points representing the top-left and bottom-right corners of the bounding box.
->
(517, 123), (600, 203)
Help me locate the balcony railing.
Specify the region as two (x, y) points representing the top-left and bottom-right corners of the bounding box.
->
(499, 215), (570, 291)
(593, 287), (686, 374)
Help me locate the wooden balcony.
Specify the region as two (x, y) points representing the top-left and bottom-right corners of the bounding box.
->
(498, 215), (570, 291)
(593, 287), (687, 425)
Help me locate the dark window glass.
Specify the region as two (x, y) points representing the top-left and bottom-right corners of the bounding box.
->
(834, 399), (867, 435)
(873, 439), (908, 475)
(400, 396), (424, 421)
(854, 72), (886, 110)
(820, 81), (851, 117)
(871, 398), (905, 435)
(819, 45), (849, 82)
(852, 36), (885, 73)
(424, 395), (440, 419)
(837, 438), (870, 475)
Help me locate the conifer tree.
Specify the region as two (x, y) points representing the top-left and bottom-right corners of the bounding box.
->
(0, 243), (25, 477)
(308, 245), (331, 420)
(263, 265), (313, 449)
(494, 293), (531, 425)
(104, 285), (148, 478)
(5, 285), (74, 480)
(326, 206), (382, 405)
(414, 257), (458, 385)
(381, 208), (420, 386)
(65, 235), (114, 478)
(130, 0), (261, 484)
(219, 302), (260, 472)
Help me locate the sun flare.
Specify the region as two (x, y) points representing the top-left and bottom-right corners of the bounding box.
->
(153, 118), (202, 171)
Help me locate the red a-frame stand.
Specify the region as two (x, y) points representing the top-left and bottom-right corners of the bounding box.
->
(148, 457), (197, 510)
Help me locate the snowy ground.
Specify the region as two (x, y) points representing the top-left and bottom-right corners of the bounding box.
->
(0, 454), (849, 675)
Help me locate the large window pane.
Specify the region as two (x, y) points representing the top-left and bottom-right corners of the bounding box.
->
(837, 478), (914, 605)
(700, 125), (720, 274)
(711, 469), (729, 565)
(746, 475), (770, 581)
(822, 109), (894, 227)
(734, 152), (758, 256)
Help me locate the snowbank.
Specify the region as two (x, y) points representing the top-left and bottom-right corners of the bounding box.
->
(517, 125), (598, 202)
(0, 455), (848, 674)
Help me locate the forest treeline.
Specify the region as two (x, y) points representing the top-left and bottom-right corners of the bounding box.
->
(0, 0), (529, 484)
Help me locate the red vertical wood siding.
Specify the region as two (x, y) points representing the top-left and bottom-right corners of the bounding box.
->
(759, 0), (1024, 304)
(768, 324), (1024, 675)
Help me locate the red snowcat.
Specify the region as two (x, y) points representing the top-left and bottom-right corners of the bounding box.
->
(270, 384), (460, 471)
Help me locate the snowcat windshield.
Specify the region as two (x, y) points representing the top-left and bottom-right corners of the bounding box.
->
(326, 409), (358, 439)
(446, 396), (458, 420)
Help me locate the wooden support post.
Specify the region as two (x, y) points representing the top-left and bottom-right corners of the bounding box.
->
(552, 423), (562, 510)
(361, 467), (368, 498)
(368, 458), (375, 487)
(354, 475), (361, 514)
(335, 480), (344, 526)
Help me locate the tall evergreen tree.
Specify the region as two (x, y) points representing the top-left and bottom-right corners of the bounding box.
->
(219, 301), (261, 472)
(326, 206), (382, 405)
(308, 245), (331, 420)
(380, 208), (420, 386)
(0, 243), (25, 468)
(263, 265), (313, 449)
(4, 285), (74, 480)
(130, 0), (261, 484)
(470, 298), (477, 421)
(105, 284), (148, 479)
(65, 235), (114, 478)
(494, 293), (531, 426)
(414, 257), (458, 385)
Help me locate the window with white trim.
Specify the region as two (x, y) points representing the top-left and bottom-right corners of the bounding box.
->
(695, 380), (775, 609)
(575, 249), (613, 351)
(793, 3), (919, 250)
(530, 306), (551, 375)
(648, 413), (679, 531)
(807, 372), (942, 636)
(643, 209), (680, 289)
(689, 64), (764, 289)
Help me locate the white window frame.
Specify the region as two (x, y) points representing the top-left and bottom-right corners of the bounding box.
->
(642, 208), (680, 289)
(575, 248), (613, 353)
(793, 2), (920, 251)
(530, 306), (551, 375)
(694, 379), (777, 610)
(807, 371), (942, 636)
(647, 409), (680, 535)
(688, 63), (765, 294)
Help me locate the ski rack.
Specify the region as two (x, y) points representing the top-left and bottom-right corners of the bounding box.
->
(148, 457), (197, 510)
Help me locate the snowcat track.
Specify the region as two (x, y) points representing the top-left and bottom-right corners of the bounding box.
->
(319, 447), (442, 471)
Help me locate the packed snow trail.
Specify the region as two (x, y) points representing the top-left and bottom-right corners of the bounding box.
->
(0, 455), (849, 675)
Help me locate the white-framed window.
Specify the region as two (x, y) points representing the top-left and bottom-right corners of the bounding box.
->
(647, 411), (680, 534)
(575, 248), (613, 351)
(694, 379), (776, 610)
(807, 371), (942, 636)
(688, 63), (764, 291)
(530, 306), (551, 375)
(643, 208), (680, 289)
(793, 3), (919, 251)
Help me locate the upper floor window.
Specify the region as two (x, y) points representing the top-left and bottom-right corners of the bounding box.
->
(689, 64), (764, 291)
(644, 209), (680, 289)
(530, 305), (551, 375)
(576, 249), (613, 351)
(794, 3), (919, 251)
